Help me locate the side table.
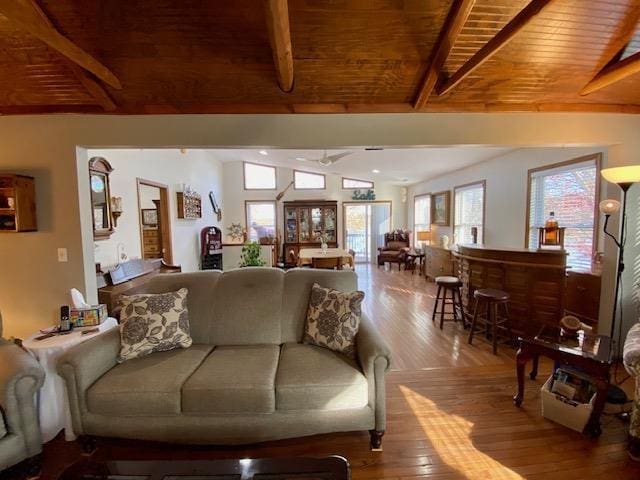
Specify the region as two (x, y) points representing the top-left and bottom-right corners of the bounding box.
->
(513, 325), (612, 437)
(405, 252), (425, 275)
(23, 318), (118, 442)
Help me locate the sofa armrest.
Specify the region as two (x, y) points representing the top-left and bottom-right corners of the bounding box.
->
(624, 322), (640, 377)
(0, 342), (45, 456)
(57, 328), (120, 434)
(357, 313), (391, 432)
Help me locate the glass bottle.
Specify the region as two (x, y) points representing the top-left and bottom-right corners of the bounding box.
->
(544, 211), (559, 245)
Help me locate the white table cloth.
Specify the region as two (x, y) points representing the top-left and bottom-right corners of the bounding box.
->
(297, 248), (354, 268)
(23, 318), (118, 442)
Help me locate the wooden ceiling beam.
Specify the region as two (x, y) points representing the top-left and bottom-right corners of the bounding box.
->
(436, 0), (554, 96)
(264, 0), (294, 93)
(67, 64), (117, 111)
(0, 0), (121, 89)
(413, 0), (475, 109)
(580, 51), (640, 96)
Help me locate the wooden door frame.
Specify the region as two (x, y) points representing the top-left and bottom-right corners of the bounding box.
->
(137, 178), (174, 264)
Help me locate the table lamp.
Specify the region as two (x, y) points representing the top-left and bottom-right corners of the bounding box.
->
(600, 165), (640, 351)
(417, 231), (431, 250)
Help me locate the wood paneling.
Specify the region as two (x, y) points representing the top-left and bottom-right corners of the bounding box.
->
(36, 264), (639, 479)
(0, 0), (639, 113)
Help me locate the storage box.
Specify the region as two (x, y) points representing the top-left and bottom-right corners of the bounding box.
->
(541, 375), (594, 433)
(70, 304), (108, 327)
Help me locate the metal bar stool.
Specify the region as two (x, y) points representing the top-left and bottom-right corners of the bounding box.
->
(432, 276), (465, 329)
(467, 288), (512, 355)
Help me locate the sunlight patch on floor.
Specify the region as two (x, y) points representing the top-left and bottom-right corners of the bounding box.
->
(400, 384), (524, 480)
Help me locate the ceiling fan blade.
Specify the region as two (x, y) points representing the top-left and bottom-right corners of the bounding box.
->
(325, 152), (352, 163)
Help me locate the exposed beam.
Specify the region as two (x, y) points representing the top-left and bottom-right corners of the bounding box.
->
(580, 51), (640, 95)
(67, 64), (117, 111)
(264, 0), (294, 93)
(413, 0), (475, 109)
(436, 0), (554, 96)
(0, 0), (121, 89)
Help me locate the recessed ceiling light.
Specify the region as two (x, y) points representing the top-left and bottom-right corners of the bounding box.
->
(372, 169), (380, 174)
(258, 150), (268, 156)
(295, 157), (306, 161)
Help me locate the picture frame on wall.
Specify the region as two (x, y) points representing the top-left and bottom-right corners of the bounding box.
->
(141, 208), (158, 226)
(431, 190), (450, 226)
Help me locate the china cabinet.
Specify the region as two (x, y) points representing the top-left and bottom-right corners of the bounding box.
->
(283, 200), (338, 266)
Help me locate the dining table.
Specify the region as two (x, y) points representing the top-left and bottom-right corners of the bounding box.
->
(297, 248), (354, 268)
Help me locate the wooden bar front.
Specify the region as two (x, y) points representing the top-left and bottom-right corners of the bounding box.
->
(455, 245), (567, 334)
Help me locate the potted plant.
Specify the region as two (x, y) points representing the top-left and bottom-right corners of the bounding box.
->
(239, 241), (266, 267)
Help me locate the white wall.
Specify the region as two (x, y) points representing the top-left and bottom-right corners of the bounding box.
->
(0, 113), (639, 339)
(220, 161), (407, 250)
(87, 149), (223, 272)
(407, 147), (607, 249)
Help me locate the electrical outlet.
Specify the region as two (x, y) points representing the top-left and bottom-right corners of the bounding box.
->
(57, 248), (68, 263)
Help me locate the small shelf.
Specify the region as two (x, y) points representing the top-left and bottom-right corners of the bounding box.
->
(0, 174), (37, 232)
(0, 208), (15, 213)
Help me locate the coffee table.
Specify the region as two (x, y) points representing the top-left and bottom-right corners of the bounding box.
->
(513, 325), (612, 437)
(58, 456), (350, 480)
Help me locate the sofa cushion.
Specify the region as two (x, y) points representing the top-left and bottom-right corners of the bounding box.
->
(182, 345), (280, 414)
(0, 411), (6, 439)
(87, 345), (212, 416)
(209, 268), (284, 345)
(276, 343), (368, 411)
(118, 288), (192, 362)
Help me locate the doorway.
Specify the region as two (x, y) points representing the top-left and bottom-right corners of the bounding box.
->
(343, 202), (392, 263)
(137, 178), (173, 264)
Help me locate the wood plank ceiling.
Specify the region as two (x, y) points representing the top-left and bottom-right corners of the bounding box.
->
(0, 0), (639, 115)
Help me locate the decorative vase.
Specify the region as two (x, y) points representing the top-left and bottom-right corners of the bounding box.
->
(321, 241), (328, 253)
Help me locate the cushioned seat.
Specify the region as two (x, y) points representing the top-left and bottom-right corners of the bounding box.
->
(276, 343), (368, 411)
(435, 276), (462, 286)
(182, 345), (280, 414)
(87, 345), (213, 416)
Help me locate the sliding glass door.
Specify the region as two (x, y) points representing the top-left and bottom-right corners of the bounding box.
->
(344, 202), (391, 263)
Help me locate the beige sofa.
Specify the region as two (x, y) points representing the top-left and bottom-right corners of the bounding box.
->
(58, 268), (391, 449)
(0, 318), (45, 474)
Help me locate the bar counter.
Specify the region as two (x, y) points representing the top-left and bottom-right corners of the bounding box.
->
(454, 244), (568, 334)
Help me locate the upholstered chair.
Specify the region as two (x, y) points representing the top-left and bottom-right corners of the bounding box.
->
(0, 312), (46, 474)
(624, 323), (640, 461)
(377, 231), (410, 270)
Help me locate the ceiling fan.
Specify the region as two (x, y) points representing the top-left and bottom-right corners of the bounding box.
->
(297, 150), (353, 166)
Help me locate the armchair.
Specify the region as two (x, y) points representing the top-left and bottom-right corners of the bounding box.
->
(377, 231), (410, 270)
(0, 314), (46, 474)
(623, 323), (640, 460)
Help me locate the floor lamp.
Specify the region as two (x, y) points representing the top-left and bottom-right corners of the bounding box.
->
(600, 166), (640, 406)
(600, 166), (640, 347)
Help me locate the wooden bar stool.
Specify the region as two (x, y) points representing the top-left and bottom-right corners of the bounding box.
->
(432, 276), (465, 329)
(468, 288), (511, 355)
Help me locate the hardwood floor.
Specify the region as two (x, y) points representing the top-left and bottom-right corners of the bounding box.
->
(26, 264), (640, 480)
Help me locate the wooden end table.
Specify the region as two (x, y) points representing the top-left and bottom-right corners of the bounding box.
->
(59, 457), (350, 480)
(513, 325), (612, 437)
(405, 251), (425, 275)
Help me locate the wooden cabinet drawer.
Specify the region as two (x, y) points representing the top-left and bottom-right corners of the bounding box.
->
(565, 271), (601, 326)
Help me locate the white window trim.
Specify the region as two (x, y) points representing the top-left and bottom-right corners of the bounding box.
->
(293, 170), (326, 190)
(245, 200), (277, 242)
(243, 161), (277, 190)
(454, 181), (486, 246)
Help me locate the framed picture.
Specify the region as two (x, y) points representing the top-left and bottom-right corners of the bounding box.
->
(431, 190), (450, 226)
(141, 208), (158, 226)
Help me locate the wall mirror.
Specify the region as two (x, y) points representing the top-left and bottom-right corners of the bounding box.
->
(89, 157), (114, 240)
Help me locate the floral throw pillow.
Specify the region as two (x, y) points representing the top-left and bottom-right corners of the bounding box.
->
(118, 288), (192, 362)
(303, 283), (364, 359)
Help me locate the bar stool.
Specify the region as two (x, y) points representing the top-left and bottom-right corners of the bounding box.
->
(432, 276), (465, 329)
(467, 288), (511, 355)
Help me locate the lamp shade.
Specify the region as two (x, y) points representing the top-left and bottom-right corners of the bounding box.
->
(599, 199), (621, 215)
(601, 166), (640, 185)
(417, 231), (431, 241)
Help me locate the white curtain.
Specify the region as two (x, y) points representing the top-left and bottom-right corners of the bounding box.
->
(370, 203), (391, 264)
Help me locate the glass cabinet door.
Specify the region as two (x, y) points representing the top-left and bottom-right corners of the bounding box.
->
(285, 207), (297, 242)
(311, 207), (323, 242)
(299, 208), (311, 242)
(324, 207), (336, 242)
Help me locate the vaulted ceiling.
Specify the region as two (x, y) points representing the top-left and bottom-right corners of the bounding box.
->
(0, 0), (639, 115)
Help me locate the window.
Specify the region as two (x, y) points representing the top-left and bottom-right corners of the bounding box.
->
(245, 201), (276, 242)
(413, 194), (431, 245)
(454, 181), (485, 245)
(342, 178), (374, 189)
(294, 170), (325, 189)
(244, 162), (276, 190)
(527, 155), (599, 270)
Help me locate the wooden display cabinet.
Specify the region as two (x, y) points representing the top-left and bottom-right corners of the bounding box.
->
(177, 191), (202, 219)
(283, 200), (338, 266)
(0, 174), (37, 232)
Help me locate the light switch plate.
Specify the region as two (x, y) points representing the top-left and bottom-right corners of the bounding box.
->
(57, 248), (68, 263)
